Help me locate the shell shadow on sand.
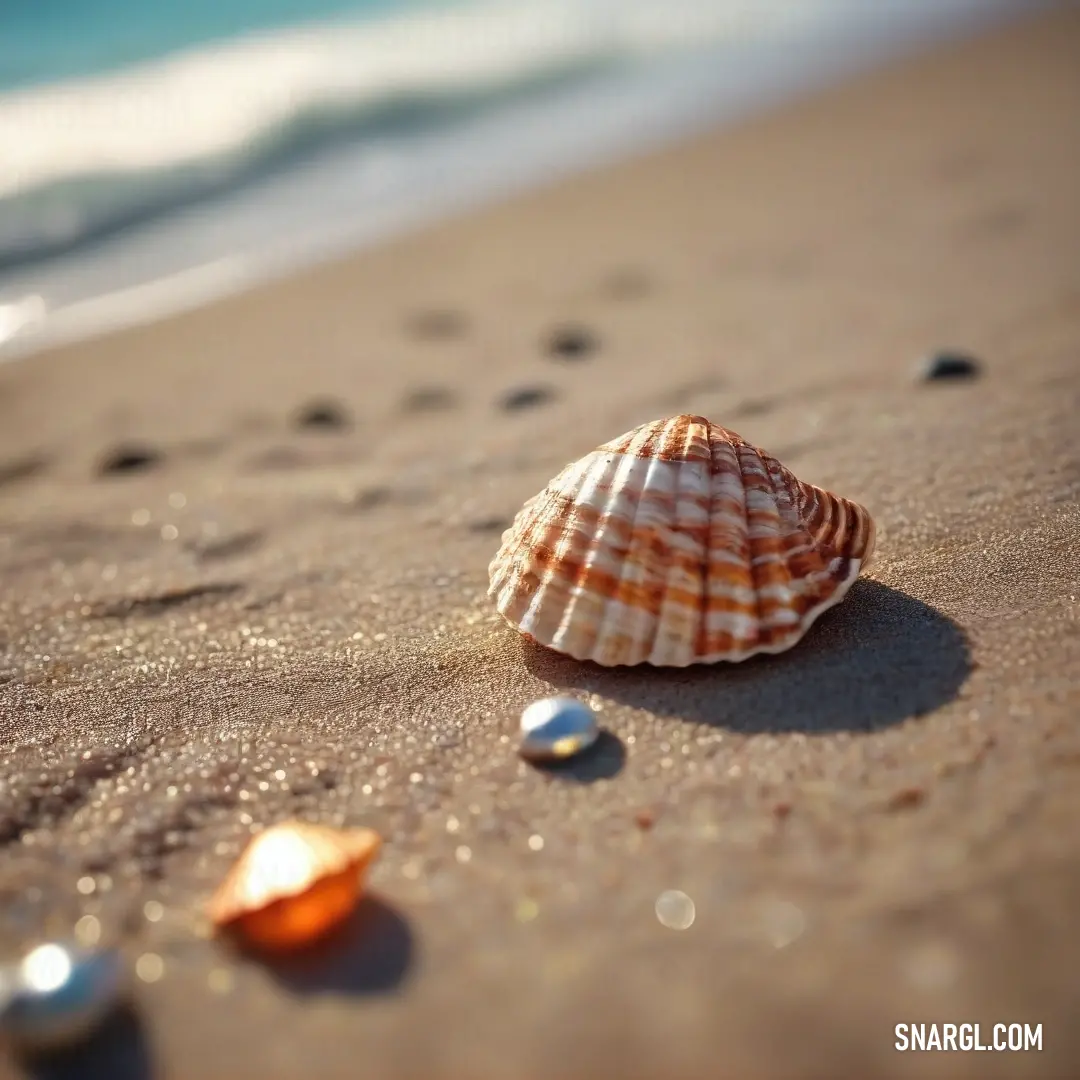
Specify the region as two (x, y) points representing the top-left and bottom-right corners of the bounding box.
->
(246, 896), (414, 998)
(521, 581), (971, 734)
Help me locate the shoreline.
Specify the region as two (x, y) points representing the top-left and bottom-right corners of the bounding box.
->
(0, 0), (1037, 366)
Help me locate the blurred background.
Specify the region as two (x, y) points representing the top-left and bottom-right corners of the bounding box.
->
(0, 0), (1032, 359)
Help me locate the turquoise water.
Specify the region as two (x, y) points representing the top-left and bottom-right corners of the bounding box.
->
(0, 0), (1029, 359)
(0, 0), (405, 91)
(4, 0), (763, 269)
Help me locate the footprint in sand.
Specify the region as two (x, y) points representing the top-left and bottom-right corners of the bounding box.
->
(293, 399), (352, 431)
(544, 324), (598, 361)
(499, 385), (557, 412)
(0, 453), (48, 488)
(97, 444), (163, 476)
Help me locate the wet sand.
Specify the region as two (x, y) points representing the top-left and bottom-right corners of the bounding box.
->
(2, 7), (1079, 1078)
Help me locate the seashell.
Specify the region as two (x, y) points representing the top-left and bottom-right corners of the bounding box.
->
(0, 944), (124, 1052)
(519, 696), (600, 763)
(207, 821), (381, 951)
(488, 414), (875, 666)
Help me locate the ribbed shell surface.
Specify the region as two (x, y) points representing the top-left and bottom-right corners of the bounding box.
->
(488, 414), (875, 667)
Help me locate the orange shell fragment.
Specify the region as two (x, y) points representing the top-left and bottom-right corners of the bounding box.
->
(207, 821), (382, 950)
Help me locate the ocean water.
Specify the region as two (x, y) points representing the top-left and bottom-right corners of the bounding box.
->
(1, 0), (399, 91)
(0, 0), (1036, 359)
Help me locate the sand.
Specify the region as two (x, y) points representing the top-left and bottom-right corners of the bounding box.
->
(2, 7), (1079, 1078)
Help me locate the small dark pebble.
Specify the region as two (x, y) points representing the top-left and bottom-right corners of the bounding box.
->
(920, 350), (982, 381)
(886, 786), (926, 811)
(98, 445), (162, 475)
(772, 802), (793, 821)
(295, 399), (351, 430)
(634, 808), (656, 830)
(499, 385), (556, 412)
(545, 324), (598, 361)
(407, 309), (468, 340)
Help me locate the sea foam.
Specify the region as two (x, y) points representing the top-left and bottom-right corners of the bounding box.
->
(0, 0), (826, 263)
